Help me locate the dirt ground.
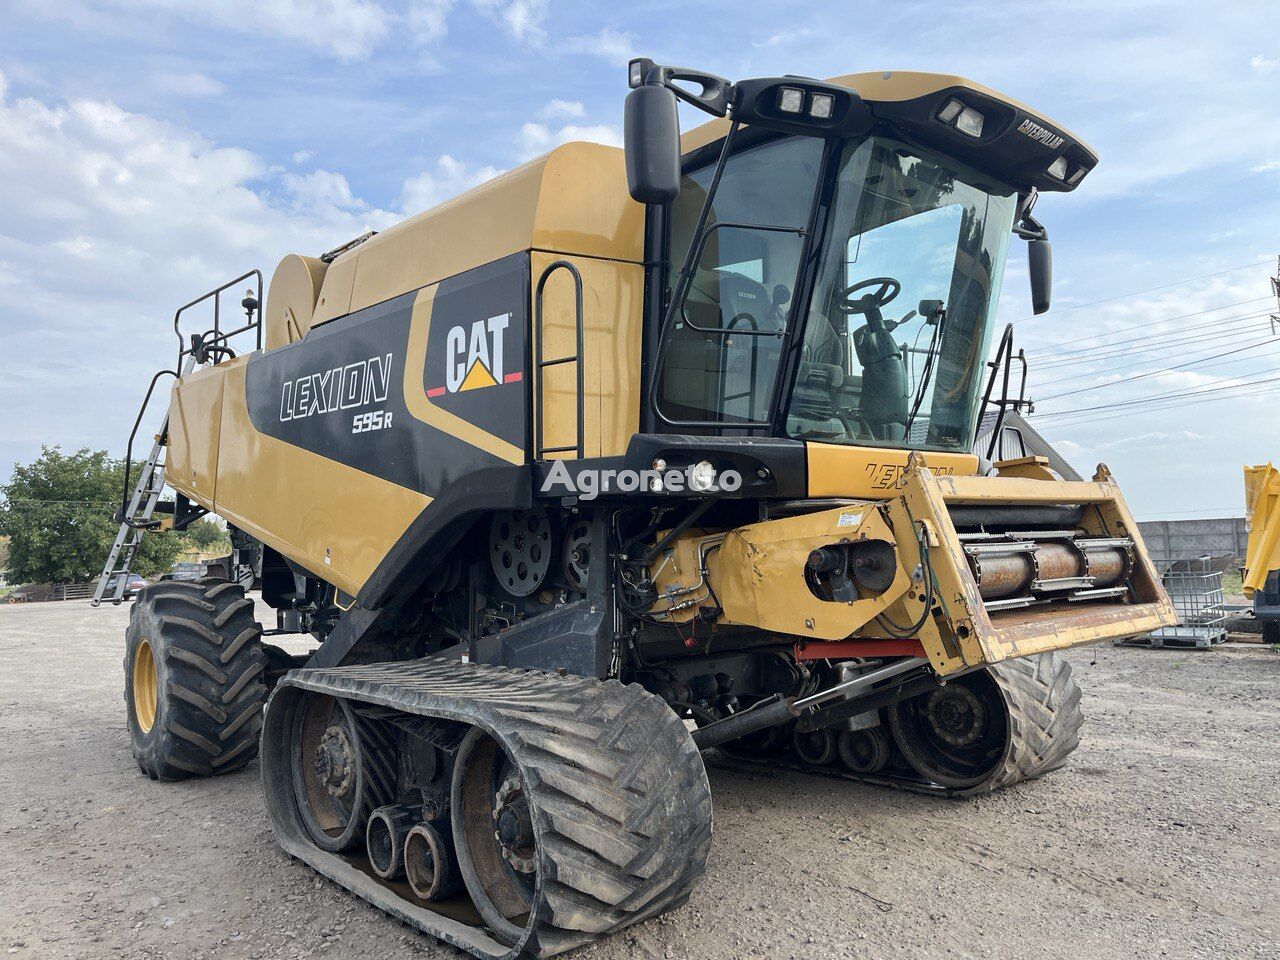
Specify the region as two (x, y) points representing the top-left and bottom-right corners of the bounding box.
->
(1, 600), (1277, 960)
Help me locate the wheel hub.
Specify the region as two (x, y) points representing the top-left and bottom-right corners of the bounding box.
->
(315, 725), (356, 798)
(925, 686), (985, 747)
(492, 776), (536, 873)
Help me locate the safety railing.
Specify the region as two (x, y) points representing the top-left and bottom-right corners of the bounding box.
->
(534, 261), (585, 460)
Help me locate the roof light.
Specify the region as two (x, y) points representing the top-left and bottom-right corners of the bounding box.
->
(938, 99), (963, 123)
(1047, 156), (1069, 180)
(778, 86), (805, 114)
(809, 92), (835, 119)
(955, 106), (985, 138)
(1068, 166), (1086, 185)
(628, 59), (644, 88)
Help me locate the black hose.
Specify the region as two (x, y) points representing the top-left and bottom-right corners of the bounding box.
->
(875, 520), (935, 639)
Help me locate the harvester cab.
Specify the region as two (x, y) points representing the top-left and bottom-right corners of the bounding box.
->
(104, 60), (1175, 959)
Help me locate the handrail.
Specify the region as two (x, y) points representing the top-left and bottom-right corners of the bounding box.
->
(977, 323), (1031, 461)
(173, 268), (263, 368)
(534, 261), (585, 460)
(117, 366), (179, 526)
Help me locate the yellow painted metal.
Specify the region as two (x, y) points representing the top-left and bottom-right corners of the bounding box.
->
(166, 364), (225, 502)
(165, 357), (432, 597)
(1244, 462), (1280, 597)
(531, 251), (645, 459)
(307, 143), (643, 329)
(682, 70), (1094, 157)
(265, 254), (328, 349)
(805, 442), (978, 498)
(649, 455), (1175, 676)
(133, 638), (157, 733)
(993, 456), (1058, 481)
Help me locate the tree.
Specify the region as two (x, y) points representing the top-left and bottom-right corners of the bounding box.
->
(0, 446), (183, 584)
(185, 517), (231, 554)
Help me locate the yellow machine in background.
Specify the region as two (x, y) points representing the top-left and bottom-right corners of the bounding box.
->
(1244, 463), (1280, 643)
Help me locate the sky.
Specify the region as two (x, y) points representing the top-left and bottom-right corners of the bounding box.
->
(0, 0), (1278, 521)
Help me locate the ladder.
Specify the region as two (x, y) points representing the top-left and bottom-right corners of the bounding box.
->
(92, 352), (198, 606)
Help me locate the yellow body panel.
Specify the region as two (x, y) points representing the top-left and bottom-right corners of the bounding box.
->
(531, 251), (645, 459)
(1243, 462), (1280, 596)
(648, 457), (1175, 676)
(166, 365), (225, 501)
(265, 254), (328, 350)
(806, 442), (978, 498)
(167, 357), (432, 597)
(304, 143), (643, 335)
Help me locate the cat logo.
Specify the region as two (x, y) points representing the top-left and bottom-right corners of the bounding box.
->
(427, 313), (521, 397)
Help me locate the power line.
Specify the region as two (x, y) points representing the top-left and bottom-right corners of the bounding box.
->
(1014, 258), (1275, 322)
(1033, 312), (1272, 370)
(1041, 383), (1280, 429)
(1036, 368), (1280, 419)
(1030, 297), (1271, 356)
(1036, 335), (1280, 402)
(1032, 319), (1277, 386)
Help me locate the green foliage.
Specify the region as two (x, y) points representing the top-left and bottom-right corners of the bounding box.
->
(0, 446), (183, 584)
(184, 517), (231, 553)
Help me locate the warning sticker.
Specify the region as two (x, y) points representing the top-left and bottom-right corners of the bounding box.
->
(837, 510), (861, 528)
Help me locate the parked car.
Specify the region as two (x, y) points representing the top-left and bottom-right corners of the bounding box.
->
(105, 573), (148, 599)
(158, 562), (205, 583)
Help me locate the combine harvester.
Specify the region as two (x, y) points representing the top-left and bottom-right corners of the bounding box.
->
(98, 61), (1175, 957)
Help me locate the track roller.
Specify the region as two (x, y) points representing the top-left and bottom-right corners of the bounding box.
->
(838, 726), (891, 774)
(367, 805), (417, 880)
(405, 821), (460, 902)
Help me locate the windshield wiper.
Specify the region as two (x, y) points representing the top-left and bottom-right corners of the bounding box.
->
(903, 303), (948, 437)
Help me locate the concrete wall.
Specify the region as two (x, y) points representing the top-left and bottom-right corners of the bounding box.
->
(1136, 517), (1248, 570)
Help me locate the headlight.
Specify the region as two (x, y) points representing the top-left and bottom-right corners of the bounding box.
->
(809, 92), (835, 119)
(688, 460), (717, 493)
(1047, 156), (1069, 180)
(778, 87), (805, 114)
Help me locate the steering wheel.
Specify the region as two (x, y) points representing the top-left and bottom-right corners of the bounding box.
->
(837, 277), (901, 314)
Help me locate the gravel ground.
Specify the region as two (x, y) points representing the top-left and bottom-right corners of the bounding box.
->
(1, 600), (1277, 960)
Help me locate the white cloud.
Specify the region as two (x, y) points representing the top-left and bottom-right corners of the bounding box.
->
(469, 0), (547, 45)
(127, 0), (395, 60)
(518, 121), (621, 160)
(1250, 54), (1279, 75)
(541, 99), (584, 120)
(399, 154), (502, 212)
(152, 70), (226, 97)
(0, 82), (397, 462)
(291, 150), (314, 165)
(564, 27), (636, 63)
(753, 27), (817, 49)
(1251, 159), (1280, 173)
(408, 0), (456, 45)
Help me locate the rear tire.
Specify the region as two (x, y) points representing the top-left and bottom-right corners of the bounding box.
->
(124, 580), (266, 781)
(888, 651), (1083, 795)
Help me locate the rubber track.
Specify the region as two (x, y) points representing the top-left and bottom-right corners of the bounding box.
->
(715, 653), (1084, 799)
(261, 659), (713, 960)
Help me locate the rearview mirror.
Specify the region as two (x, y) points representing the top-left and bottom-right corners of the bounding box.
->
(624, 84), (681, 204)
(1028, 237), (1052, 315)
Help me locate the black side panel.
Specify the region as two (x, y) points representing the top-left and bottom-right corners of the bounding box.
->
(245, 253), (530, 496)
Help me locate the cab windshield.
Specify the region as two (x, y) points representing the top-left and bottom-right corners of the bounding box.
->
(657, 134), (1016, 453)
(787, 137), (1015, 452)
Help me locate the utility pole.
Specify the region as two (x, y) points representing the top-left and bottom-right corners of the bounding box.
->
(1271, 254), (1279, 335)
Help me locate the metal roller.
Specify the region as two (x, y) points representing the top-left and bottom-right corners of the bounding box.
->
(965, 535), (1132, 602)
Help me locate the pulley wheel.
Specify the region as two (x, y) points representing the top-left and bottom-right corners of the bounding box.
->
(838, 726), (891, 774)
(793, 726), (837, 767)
(490, 508), (554, 597)
(887, 671), (1008, 789)
(452, 729), (539, 946)
(290, 693), (393, 852)
(561, 520), (591, 593)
